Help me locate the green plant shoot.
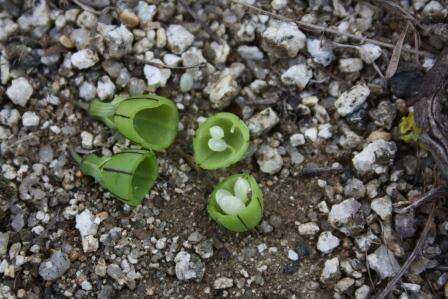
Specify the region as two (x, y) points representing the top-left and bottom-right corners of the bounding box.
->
(81, 94), (179, 151)
(70, 149), (158, 206)
(208, 174), (263, 232)
(399, 112), (422, 143)
(193, 112), (250, 169)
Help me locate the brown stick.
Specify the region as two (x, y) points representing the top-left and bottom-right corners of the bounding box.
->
(232, 0), (434, 58)
(395, 187), (448, 214)
(146, 61), (207, 70)
(376, 203), (435, 299)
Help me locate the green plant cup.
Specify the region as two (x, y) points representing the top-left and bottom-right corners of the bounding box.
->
(71, 149), (158, 206)
(193, 112), (250, 170)
(207, 174), (263, 232)
(83, 94), (179, 151)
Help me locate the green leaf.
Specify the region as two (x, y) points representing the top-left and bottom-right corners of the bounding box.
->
(207, 174), (263, 232)
(77, 149), (158, 206)
(86, 94), (179, 151)
(399, 112), (422, 143)
(193, 112), (250, 169)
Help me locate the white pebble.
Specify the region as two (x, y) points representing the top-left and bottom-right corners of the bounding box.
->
(22, 111), (40, 127)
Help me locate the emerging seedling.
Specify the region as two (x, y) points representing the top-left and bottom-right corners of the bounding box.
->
(79, 94), (179, 151)
(193, 112), (250, 169)
(208, 174), (263, 232)
(70, 149), (158, 206)
(399, 112), (422, 143)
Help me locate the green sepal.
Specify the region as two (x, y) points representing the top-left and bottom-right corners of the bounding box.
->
(77, 149), (158, 206)
(193, 112), (250, 170)
(85, 94), (179, 151)
(207, 174), (263, 232)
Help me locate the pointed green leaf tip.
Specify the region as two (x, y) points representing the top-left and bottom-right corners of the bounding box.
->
(76, 149), (158, 206)
(86, 94), (179, 151)
(207, 174), (263, 232)
(193, 112), (250, 169)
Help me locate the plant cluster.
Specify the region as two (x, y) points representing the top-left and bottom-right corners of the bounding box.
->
(74, 94), (263, 232)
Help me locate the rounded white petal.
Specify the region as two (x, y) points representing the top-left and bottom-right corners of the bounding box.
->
(215, 189), (233, 202)
(216, 194), (246, 215)
(208, 138), (228, 152)
(209, 125), (225, 139)
(234, 177), (251, 203)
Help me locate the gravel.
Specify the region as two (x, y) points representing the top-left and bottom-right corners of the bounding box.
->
(39, 251), (71, 281)
(367, 245), (400, 279)
(6, 77), (33, 107)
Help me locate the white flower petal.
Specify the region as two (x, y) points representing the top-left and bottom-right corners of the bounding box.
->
(209, 125), (225, 139)
(234, 177), (251, 203)
(215, 189), (233, 202)
(208, 138), (228, 152)
(216, 194), (246, 215)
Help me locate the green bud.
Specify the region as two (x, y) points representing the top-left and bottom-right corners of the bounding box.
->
(193, 113), (250, 170)
(207, 174), (263, 232)
(84, 94), (179, 151)
(71, 149), (158, 206)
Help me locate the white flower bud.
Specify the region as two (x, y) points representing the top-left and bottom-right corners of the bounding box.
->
(210, 125), (225, 139)
(208, 138), (228, 152)
(216, 189), (245, 215)
(234, 177), (251, 203)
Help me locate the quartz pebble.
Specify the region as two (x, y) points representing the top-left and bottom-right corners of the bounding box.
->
(6, 77), (33, 107)
(317, 231), (340, 254)
(247, 108), (280, 136)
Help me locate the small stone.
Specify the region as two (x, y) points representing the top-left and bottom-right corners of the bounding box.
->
(82, 235), (99, 253)
(11, 214), (25, 232)
(287, 249), (299, 261)
(271, 0), (288, 10)
(247, 107), (280, 136)
(213, 277), (233, 289)
(395, 213), (416, 239)
(76, 209), (98, 237)
(402, 283), (421, 293)
(335, 277), (355, 293)
(328, 199), (364, 236)
(77, 11), (97, 29)
(257, 145), (283, 174)
(71, 49), (99, 69)
(97, 76), (116, 100)
(180, 72), (194, 92)
(144, 64), (171, 89)
(79, 81), (97, 101)
(390, 71), (423, 98)
(119, 10), (139, 28)
(317, 231), (340, 254)
(358, 44), (382, 63)
(298, 222), (320, 236)
(22, 111), (40, 127)
(344, 178), (366, 199)
(104, 25), (134, 58)
(334, 84), (370, 116)
(174, 251), (205, 281)
(194, 239), (213, 259)
(355, 285), (371, 299)
(371, 196), (392, 221)
(339, 58), (363, 73)
(209, 74), (240, 109)
(262, 20), (306, 58)
(367, 245), (400, 279)
(6, 77), (33, 106)
(318, 124), (332, 139)
(237, 45), (264, 60)
(39, 251), (70, 280)
(80, 131), (94, 149)
(353, 139), (397, 175)
(209, 42), (230, 64)
(369, 101), (397, 130)
(167, 25), (194, 54)
(136, 1), (156, 24)
(281, 64), (313, 90)
(0, 232), (9, 256)
(304, 127), (318, 142)
(307, 38), (334, 66)
(81, 280), (93, 291)
(107, 264), (126, 285)
(290, 133), (305, 146)
(320, 257), (340, 282)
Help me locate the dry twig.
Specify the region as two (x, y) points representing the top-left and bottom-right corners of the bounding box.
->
(385, 22), (409, 78)
(376, 203), (436, 299)
(71, 0), (112, 15)
(146, 61), (207, 70)
(232, 0), (434, 58)
(395, 187), (448, 214)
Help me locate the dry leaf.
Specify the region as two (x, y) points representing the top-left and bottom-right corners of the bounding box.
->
(386, 22), (410, 79)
